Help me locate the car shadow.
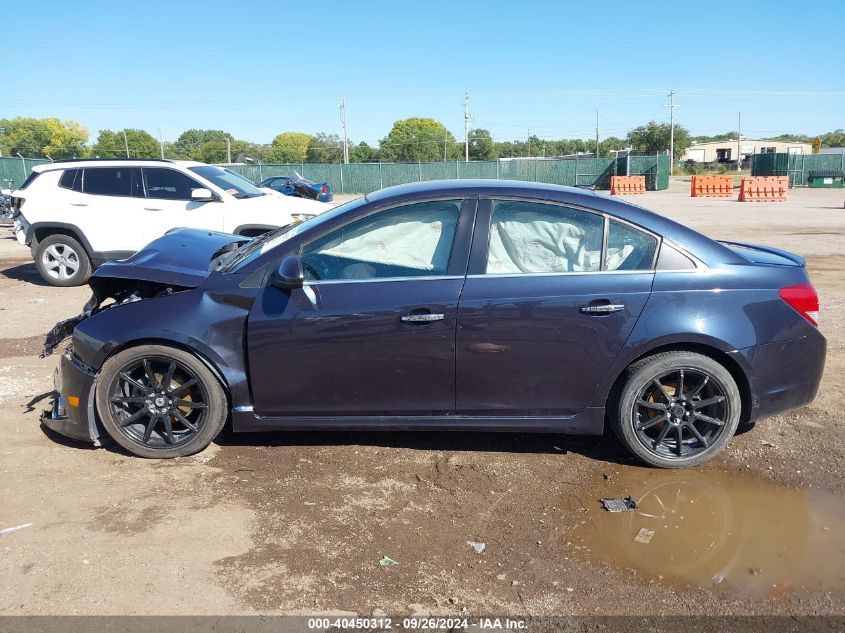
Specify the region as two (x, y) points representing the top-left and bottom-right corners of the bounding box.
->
(0, 261), (49, 285)
(33, 405), (638, 465)
(212, 427), (638, 465)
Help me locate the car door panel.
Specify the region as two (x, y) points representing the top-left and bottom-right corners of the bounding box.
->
(456, 273), (653, 415)
(141, 168), (224, 239)
(246, 197), (476, 418)
(456, 198), (656, 416)
(76, 167), (145, 252)
(248, 278), (464, 416)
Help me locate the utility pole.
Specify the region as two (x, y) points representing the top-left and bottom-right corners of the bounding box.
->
(123, 130), (130, 158)
(444, 136), (448, 161)
(595, 109), (600, 158)
(737, 112), (742, 172)
(527, 128), (531, 158)
(464, 92), (473, 162)
(157, 129), (165, 159)
(226, 137), (231, 163)
(339, 97), (349, 164)
(665, 89), (676, 173)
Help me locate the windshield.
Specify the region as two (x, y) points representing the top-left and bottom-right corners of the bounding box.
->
(189, 165), (265, 199)
(222, 195), (369, 271)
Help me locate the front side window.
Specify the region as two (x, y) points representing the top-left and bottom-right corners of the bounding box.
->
(605, 219), (658, 270)
(82, 167), (142, 197)
(143, 168), (204, 201)
(486, 200), (604, 274)
(301, 199), (462, 281)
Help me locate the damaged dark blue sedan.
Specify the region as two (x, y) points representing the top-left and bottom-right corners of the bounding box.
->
(43, 180), (825, 468)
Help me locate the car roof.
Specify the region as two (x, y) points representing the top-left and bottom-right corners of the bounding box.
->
(32, 159), (206, 173)
(367, 178), (599, 203)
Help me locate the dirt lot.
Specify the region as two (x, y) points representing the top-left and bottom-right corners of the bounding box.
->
(1, 180), (844, 617)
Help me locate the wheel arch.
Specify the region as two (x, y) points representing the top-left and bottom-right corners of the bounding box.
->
(102, 338), (233, 411)
(29, 222), (95, 255)
(602, 341), (753, 427)
(233, 224), (277, 237)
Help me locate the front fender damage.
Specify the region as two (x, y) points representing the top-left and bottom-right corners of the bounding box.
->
(40, 280), (192, 358)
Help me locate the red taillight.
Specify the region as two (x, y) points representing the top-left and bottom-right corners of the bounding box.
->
(779, 283), (819, 326)
(320, 185), (327, 193)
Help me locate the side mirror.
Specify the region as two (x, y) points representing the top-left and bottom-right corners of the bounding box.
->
(191, 187), (215, 202)
(272, 255), (304, 289)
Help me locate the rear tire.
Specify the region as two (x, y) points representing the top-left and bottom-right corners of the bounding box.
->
(96, 345), (227, 458)
(611, 351), (741, 468)
(34, 234), (91, 286)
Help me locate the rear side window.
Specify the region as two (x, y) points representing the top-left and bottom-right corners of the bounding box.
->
(18, 171), (41, 190)
(143, 167), (204, 201)
(82, 167), (142, 197)
(486, 200), (604, 274)
(605, 220), (659, 271)
(58, 169), (81, 192)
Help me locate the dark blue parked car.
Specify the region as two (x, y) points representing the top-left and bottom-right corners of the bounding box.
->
(42, 180), (825, 467)
(258, 172), (333, 202)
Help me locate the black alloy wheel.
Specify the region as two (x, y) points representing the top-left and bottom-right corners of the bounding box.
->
(634, 368), (730, 459)
(613, 351), (741, 468)
(96, 345), (227, 458)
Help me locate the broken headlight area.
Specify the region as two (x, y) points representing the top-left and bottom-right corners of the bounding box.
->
(40, 279), (191, 358)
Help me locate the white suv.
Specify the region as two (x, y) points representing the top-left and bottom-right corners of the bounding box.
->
(11, 159), (329, 286)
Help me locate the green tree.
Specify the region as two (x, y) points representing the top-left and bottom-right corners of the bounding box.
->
(379, 118), (459, 162)
(598, 136), (629, 155)
(627, 121), (691, 160)
(0, 117), (51, 156)
(268, 132), (312, 163)
(495, 140), (522, 158)
(0, 117), (88, 157)
(349, 141), (379, 163)
(468, 129), (497, 160)
(306, 133), (344, 163)
(172, 129), (233, 161)
(42, 119), (88, 157)
(92, 129), (160, 158)
(692, 131), (738, 143)
(821, 129), (845, 147)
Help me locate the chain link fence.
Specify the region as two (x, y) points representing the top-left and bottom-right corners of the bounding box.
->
(0, 154), (670, 194)
(224, 154), (669, 194)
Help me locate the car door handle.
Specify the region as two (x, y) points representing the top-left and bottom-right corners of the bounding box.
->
(580, 303), (625, 314)
(401, 313), (445, 323)
(144, 207), (164, 211)
(70, 203), (88, 207)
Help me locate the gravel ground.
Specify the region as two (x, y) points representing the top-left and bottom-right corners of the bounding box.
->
(1, 180), (844, 616)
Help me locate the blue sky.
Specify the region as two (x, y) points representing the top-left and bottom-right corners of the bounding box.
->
(6, 0), (844, 145)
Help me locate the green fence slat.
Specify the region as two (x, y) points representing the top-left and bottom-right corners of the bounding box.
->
(751, 152), (842, 186)
(0, 155), (670, 195)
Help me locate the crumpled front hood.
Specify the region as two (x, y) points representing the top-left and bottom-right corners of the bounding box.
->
(93, 228), (248, 287)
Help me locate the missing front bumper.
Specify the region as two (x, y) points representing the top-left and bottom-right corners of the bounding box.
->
(40, 352), (112, 446)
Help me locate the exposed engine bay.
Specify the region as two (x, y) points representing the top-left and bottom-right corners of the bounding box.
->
(41, 279), (191, 357)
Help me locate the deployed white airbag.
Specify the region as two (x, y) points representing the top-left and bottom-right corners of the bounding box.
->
(487, 202), (605, 273)
(314, 201), (460, 278)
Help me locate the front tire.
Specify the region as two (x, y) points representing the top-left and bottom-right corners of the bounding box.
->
(611, 351), (741, 468)
(34, 234), (91, 286)
(96, 345), (227, 458)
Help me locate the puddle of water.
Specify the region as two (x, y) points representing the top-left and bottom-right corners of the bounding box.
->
(565, 468), (845, 597)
